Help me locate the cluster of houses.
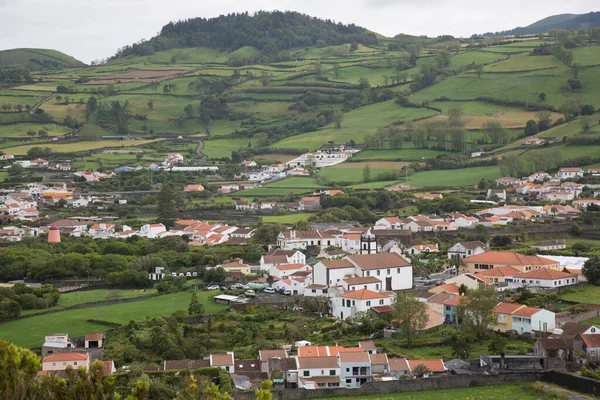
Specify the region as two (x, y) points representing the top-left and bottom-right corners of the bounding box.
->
(495, 168), (600, 205)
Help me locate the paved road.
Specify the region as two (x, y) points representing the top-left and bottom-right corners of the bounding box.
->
(29, 93), (58, 114)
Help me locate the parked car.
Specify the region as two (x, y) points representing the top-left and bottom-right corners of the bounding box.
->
(264, 287), (275, 294)
(240, 284), (249, 289)
(219, 286), (228, 291)
(283, 289), (292, 296)
(206, 285), (219, 290)
(234, 283), (244, 289)
(245, 289), (256, 297)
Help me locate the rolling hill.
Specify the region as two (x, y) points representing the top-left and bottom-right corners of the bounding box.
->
(477, 11), (600, 37)
(0, 48), (86, 70)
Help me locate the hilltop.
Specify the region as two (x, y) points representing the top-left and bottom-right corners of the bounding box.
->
(0, 48), (86, 70)
(477, 11), (600, 37)
(113, 11), (380, 60)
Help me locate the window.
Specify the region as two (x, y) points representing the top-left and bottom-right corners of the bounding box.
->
(397, 268), (400, 273)
(225, 366), (230, 372)
(63, 362), (66, 366)
(387, 269), (390, 275)
(303, 371), (310, 377)
(366, 271), (370, 277)
(364, 285), (367, 290)
(346, 379), (352, 384)
(353, 301), (356, 306)
(379, 300), (384, 305)
(74, 362), (77, 366)
(312, 289), (316, 293)
(376, 284), (380, 290)
(346, 368), (350, 372)
(52, 363), (56, 367)
(330, 370), (336, 376)
(366, 301), (371, 306)
(321, 370), (324, 375)
(377, 270), (380, 276)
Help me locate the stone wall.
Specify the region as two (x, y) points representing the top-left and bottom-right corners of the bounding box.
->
(542, 370), (600, 396)
(233, 372), (542, 400)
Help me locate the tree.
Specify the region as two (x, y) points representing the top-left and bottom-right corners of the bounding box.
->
(362, 163), (372, 183)
(157, 184), (176, 228)
(332, 64), (341, 79)
(456, 287), (497, 340)
(571, 223), (582, 237)
(524, 120), (539, 136)
(255, 380), (273, 400)
(86, 96), (97, 120)
(559, 98), (581, 121)
(26, 130), (36, 137)
(0, 339), (38, 398)
(14, 104), (23, 113)
(450, 331), (473, 359)
(184, 104), (194, 118)
(412, 363), (431, 378)
(333, 111), (343, 129)
(349, 42), (358, 52)
(8, 163), (24, 179)
(458, 284), (468, 295)
(536, 111), (552, 132)
(393, 292), (429, 348)
(488, 334), (508, 354)
(581, 116), (592, 133)
(188, 292), (205, 323)
(38, 130), (48, 138)
(538, 92), (547, 102)
(147, 100), (154, 110)
(253, 223), (283, 244)
(475, 64), (484, 78)
(582, 256), (600, 285)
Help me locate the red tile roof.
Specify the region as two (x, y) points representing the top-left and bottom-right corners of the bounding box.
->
(407, 359), (446, 373)
(493, 303), (523, 315)
(43, 353), (89, 362)
(342, 289), (388, 300)
(511, 269), (574, 280)
(346, 253), (410, 270)
(464, 252), (558, 266)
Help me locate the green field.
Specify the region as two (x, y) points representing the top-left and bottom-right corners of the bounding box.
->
(406, 165), (501, 188)
(6, 139), (162, 155)
(275, 101), (436, 150)
(560, 285), (600, 305)
(352, 149), (450, 161)
(0, 123), (71, 138)
(263, 213), (313, 223)
(317, 384), (541, 400)
(265, 177), (326, 189)
(203, 137), (256, 159)
(0, 290), (225, 348)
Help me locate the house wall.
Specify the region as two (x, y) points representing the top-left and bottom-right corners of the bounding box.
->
(340, 361), (371, 388)
(43, 359), (90, 371)
(532, 310), (556, 332)
(506, 276), (577, 289)
(359, 266), (412, 291)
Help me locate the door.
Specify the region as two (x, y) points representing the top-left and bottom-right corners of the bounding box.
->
(386, 277), (392, 291)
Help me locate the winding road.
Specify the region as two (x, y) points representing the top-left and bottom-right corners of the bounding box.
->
(29, 92), (58, 114)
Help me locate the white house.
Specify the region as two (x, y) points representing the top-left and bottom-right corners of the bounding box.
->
(210, 352), (235, 373)
(260, 250), (306, 271)
(339, 351), (372, 388)
(557, 168), (584, 180)
(42, 353), (90, 372)
(342, 276), (382, 292)
(277, 230), (336, 250)
(140, 223), (166, 238)
(511, 307), (556, 334)
(332, 289), (394, 320)
(297, 356), (341, 389)
(374, 217), (405, 230)
(453, 215), (479, 229)
(312, 253), (413, 292)
(88, 223), (116, 238)
(447, 241), (488, 259)
(504, 269), (577, 289)
(270, 263), (311, 279)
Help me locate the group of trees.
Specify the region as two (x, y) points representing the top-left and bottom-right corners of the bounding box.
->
(112, 11), (378, 59)
(0, 235), (265, 285)
(1, 103), (29, 113)
(499, 148), (563, 177)
(0, 283), (60, 322)
(0, 68), (33, 84)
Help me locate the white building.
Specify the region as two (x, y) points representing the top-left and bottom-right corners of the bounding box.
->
(42, 353), (90, 372)
(504, 269), (577, 289)
(374, 217), (405, 230)
(556, 168), (584, 180)
(339, 351), (372, 388)
(332, 289), (394, 320)
(312, 253), (413, 292)
(297, 356), (341, 389)
(511, 307), (556, 334)
(140, 223), (166, 238)
(447, 241), (488, 259)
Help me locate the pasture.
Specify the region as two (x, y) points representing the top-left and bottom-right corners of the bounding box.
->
(262, 213), (312, 223)
(6, 139), (162, 155)
(275, 100), (436, 150)
(352, 149), (450, 161)
(203, 137), (256, 159)
(0, 290), (225, 348)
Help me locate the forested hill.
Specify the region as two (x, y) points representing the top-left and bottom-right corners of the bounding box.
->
(112, 11), (379, 59)
(476, 11), (600, 37)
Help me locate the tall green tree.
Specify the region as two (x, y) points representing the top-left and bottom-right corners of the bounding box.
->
(393, 293), (429, 348)
(188, 293), (205, 323)
(583, 256), (600, 285)
(456, 287), (498, 340)
(362, 163), (372, 183)
(157, 184), (177, 228)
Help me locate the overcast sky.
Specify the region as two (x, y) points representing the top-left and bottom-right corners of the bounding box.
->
(0, 0), (596, 63)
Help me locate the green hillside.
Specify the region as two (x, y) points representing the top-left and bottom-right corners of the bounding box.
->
(0, 48), (86, 70)
(0, 12), (599, 189)
(479, 11), (600, 36)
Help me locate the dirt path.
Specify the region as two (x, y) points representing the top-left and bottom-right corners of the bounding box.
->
(196, 138), (208, 161)
(29, 92), (58, 114)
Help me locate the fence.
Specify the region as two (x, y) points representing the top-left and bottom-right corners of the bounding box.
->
(233, 372), (543, 400)
(542, 370), (600, 396)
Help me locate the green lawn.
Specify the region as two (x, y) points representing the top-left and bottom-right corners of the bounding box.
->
(263, 213), (312, 223)
(265, 177), (325, 189)
(6, 139), (162, 156)
(560, 284), (600, 305)
(0, 123), (71, 138)
(0, 290), (225, 348)
(317, 384), (540, 400)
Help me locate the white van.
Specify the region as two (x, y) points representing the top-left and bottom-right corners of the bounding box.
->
(263, 287), (275, 294)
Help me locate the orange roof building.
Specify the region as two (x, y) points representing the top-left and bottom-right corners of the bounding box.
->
(463, 251), (560, 275)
